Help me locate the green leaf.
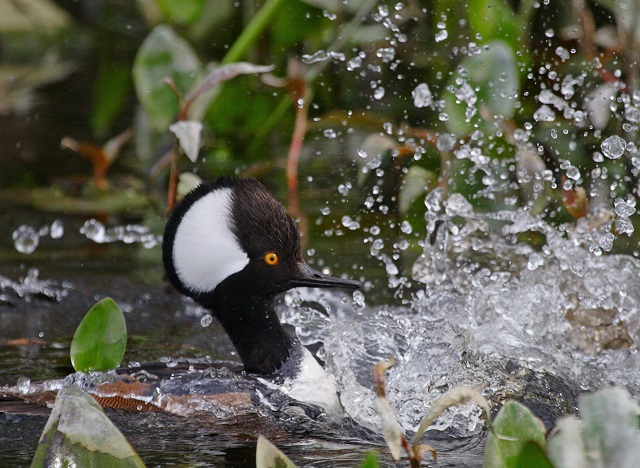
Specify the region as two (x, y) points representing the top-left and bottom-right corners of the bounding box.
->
(255, 435), (297, 468)
(133, 25), (201, 131)
(443, 40), (518, 135)
(360, 451), (380, 468)
(483, 401), (546, 468)
(515, 441), (554, 468)
(467, 0), (519, 47)
(91, 59), (131, 138)
(31, 386), (145, 467)
(70, 297), (127, 373)
(155, 0), (205, 25)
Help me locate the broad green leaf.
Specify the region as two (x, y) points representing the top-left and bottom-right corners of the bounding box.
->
(443, 40), (518, 135)
(31, 386), (145, 467)
(482, 401), (546, 468)
(133, 25), (201, 131)
(155, 0), (205, 25)
(256, 435), (296, 468)
(515, 441), (554, 468)
(467, 0), (519, 48)
(70, 297), (127, 372)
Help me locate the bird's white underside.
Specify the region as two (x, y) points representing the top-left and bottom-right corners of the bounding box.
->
(173, 188), (249, 294)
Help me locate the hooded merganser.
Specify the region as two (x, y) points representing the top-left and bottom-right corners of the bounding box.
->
(162, 177), (361, 414)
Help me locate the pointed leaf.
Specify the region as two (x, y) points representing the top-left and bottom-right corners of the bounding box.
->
(133, 25), (201, 131)
(70, 298), (127, 373)
(31, 386), (145, 467)
(169, 120), (203, 162)
(359, 451), (380, 468)
(482, 401), (546, 468)
(256, 435), (296, 468)
(374, 395), (404, 460)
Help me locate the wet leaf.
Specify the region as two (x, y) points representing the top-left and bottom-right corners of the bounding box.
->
(443, 40), (518, 136)
(255, 435), (296, 468)
(70, 298), (127, 373)
(31, 386), (145, 467)
(133, 25), (201, 131)
(413, 387), (492, 456)
(169, 120), (203, 162)
(483, 401), (546, 468)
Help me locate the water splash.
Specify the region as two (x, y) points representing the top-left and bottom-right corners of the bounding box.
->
(12, 220), (64, 255)
(0, 268), (72, 302)
(80, 219), (161, 248)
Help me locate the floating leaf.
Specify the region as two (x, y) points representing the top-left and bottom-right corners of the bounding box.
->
(482, 401), (546, 468)
(133, 25), (201, 131)
(255, 435), (296, 468)
(70, 297), (127, 373)
(31, 386), (145, 467)
(169, 120), (203, 162)
(443, 40), (518, 136)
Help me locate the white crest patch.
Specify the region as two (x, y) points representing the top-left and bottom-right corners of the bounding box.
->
(173, 188), (249, 294)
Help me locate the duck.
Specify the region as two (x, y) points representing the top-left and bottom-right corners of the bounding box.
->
(161, 176), (361, 415)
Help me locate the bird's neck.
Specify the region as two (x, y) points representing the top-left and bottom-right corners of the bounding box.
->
(204, 287), (294, 375)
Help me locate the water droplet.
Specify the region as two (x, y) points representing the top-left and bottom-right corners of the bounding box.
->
(436, 133), (456, 152)
(533, 105), (556, 122)
(400, 221), (413, 234)
(435, 30), (448, 42)
(16, 376), (31, 394)
(566, 166), (580, 180)
(555, 46), (570, 61)
(376, 47), (395, 63)
(80, 219), (106, 243)
(12, 225), (39, 254)
(373, 87), (385, 100)
(347, 56), (362, 71)
(200, 314), (213, 327)
(320, 207), (331, 215)
(614, 198), (636, 217)
(601, 135), (626, 159)
(527, 252), (544, 270)
(352, 290), (365, 311)
(412, 83), (433, 108)
(49, 220), (64, 239)
(324, 129), (337, 139)
(545, 28), (554, 38)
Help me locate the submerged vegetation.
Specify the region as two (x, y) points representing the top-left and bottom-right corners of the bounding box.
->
(3, 0), (640, 466)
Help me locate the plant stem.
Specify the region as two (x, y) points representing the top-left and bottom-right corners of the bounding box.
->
(221, 0), (285, 65)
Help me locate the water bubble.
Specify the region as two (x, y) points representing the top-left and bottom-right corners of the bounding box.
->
(320, 207), (331, 215)
(13, 225), (40, 254)
(435, 30), (448, 42)
(412, 83), (433, 108)
(438, 112), (449, 121)
(370, 226), (381, 235)
(81, 219), (106, 243)
(601, 135), (626, 159)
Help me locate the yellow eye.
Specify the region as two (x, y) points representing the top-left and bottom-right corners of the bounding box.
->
(264, 252), (279, 265)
